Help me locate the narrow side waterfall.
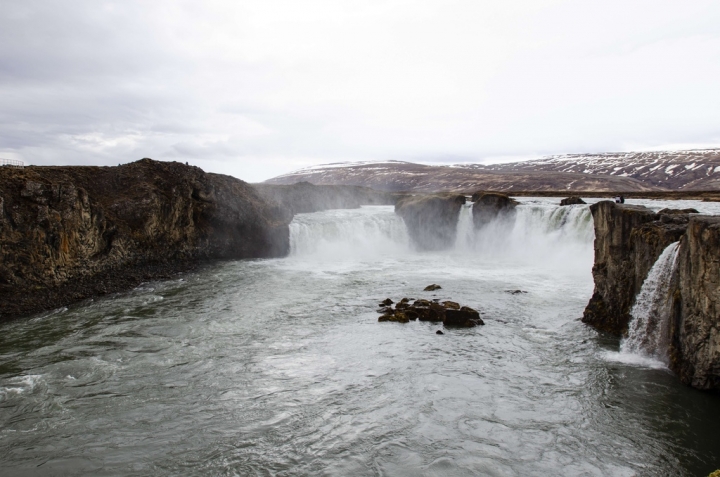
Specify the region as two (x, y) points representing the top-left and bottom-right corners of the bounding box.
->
(621, 242), (681, 363)
(454, 202), (474, 250)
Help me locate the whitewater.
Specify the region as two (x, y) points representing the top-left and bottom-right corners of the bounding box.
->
(1, 197), (720, 476)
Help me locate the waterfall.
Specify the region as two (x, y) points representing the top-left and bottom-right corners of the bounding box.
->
(462, 201), (594, 270)
(454, 202), (474, 250)
(289, 207), (410, 259)
(287, 201), (594, 268)
(512, 203), (594, 244)
(621, 242), (681, 363)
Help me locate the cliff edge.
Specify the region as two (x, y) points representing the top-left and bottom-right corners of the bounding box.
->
(583, 201), (720, 390)
(0, 159), (291, 320)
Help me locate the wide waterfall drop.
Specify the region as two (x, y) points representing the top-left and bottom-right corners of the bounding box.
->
(462, 200), (595, 271)
(289, 206), (410, 260)
(621, 241), (681, 364)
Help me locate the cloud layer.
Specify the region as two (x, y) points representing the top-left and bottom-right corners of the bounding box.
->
(1, 0), (719, 181)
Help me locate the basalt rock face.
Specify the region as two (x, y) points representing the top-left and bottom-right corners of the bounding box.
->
(669, 216), (720, 390)
(582, 201), (689, 334)
(253, 182), (398, 215)
(582, 201), (720, 390)
(0, 159), (291, 320)
(471, 192), (518, 229)
(394, 194), (466, 250)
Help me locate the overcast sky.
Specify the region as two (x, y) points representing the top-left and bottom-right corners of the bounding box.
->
(1, 1), (719, 182)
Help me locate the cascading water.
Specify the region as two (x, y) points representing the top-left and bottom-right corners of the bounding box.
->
(288, 201), (595, 264)
(286, 200), (595, 281)
(289, 206), (410, 260)
(454, 202), (475, 250)
(456, 200), (595, 272)
(621, 241), (681, 364)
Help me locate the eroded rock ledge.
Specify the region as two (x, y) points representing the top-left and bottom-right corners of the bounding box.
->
(395, 193), (466, 250)
(0, 159), (291, 320)
(583, 201), (720, 390)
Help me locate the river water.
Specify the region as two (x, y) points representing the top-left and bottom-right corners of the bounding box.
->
(1, 198), (720, 476)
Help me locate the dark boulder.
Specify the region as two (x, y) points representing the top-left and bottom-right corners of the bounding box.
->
(560, 196), (586, 206)
(377, 296), (484, 327)
(424, 284), (442, 291)
(658, 208), (699, 215)
(444, 306), (484, 327)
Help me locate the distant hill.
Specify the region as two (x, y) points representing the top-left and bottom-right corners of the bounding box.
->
(264, 149), (720, 193)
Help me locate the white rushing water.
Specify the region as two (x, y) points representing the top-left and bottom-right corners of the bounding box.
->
(621, 242), (681, 365)
(290, 200), (594, 272)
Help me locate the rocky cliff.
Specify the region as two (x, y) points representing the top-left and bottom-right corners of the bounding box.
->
(0, 159), (291, 320)
(583, 201), (720, 390)
(394, 193), (466, 250)
(582, 201), (689, 334)
(670, 216), (720, 389)
(253, 182), (399, 215)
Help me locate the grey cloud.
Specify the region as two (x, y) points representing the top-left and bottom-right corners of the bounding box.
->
(1, 1), (720, 182)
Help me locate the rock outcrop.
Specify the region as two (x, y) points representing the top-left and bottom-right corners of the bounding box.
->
(394, 194), (466, 250)
(670, 216), (720, 389)
(253, 182), (398, 215)
(0, 159), (291, 320)
(560, 196), (586, 206)
(378, 297), (484, 327)
(583, 201), (720, 390)
(471, 192), (518, 229)
(582, 201), (688, 334)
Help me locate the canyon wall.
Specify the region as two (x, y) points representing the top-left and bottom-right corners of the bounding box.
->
(583, 201), (720, 390)
(0, 159), (291, 320)
(670, 216), (720, 389)
(582, 201), (688, 333)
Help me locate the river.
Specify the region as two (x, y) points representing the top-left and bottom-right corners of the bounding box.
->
(1, 198), (719, 476)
